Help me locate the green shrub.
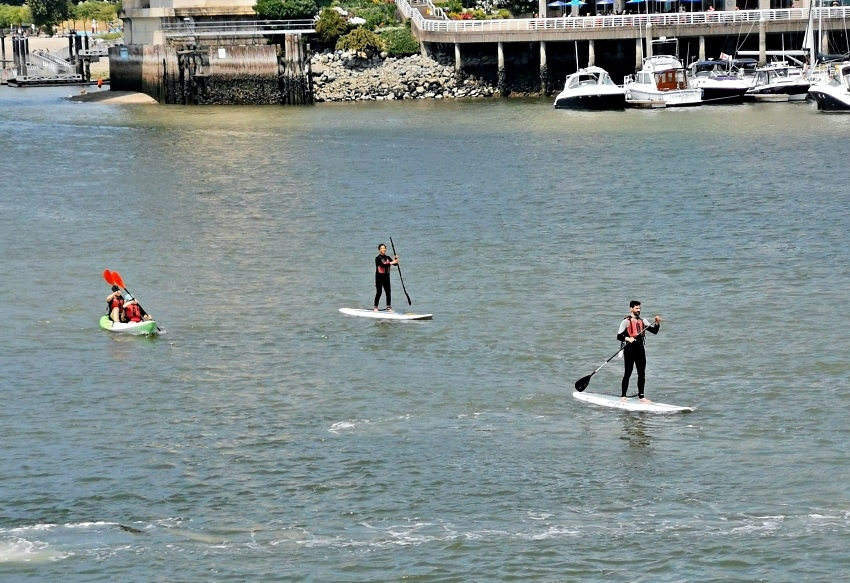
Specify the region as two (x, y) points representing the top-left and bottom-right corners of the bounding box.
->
(315, 7), (348, 45)
(336, 27), (384, 54)
(254, 0), (318, 19)
(355, 3), (397, 29)
(379, 26), (419, 58)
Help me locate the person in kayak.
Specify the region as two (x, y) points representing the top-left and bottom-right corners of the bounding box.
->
(123, 294), (152, 323)
(106, 285), (125, 322)
(374, 243), (398, 312)
(616, 300), (661, 403)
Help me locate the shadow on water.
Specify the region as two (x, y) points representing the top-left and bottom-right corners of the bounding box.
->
(619, 414), (652, 449)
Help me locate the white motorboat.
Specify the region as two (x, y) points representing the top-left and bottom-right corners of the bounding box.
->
(808, 62), (850, 112)
(553, 66), (626, 110)
(745, 64), (811, 102)
(687, 60), (749, 104)
(624, 55), (702, 107)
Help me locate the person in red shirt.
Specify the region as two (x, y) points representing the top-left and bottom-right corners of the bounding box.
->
(616, 300), (661, 403)
(373, 243), (398, 312)
(106, 285), (125, 322)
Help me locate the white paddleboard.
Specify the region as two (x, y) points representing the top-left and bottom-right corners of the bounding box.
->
(339, 308), (433, 321)
(572, 391), (693, 413)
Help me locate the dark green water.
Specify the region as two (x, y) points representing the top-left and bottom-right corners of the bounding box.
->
(1, 87), (849, 581)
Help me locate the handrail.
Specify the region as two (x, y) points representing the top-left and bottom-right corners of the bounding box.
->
(161, 19), (316, 36)
(394, 2), (850, 34)
(423, 0), (449, 21)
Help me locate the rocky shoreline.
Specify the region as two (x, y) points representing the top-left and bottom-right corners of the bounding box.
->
(310, 51), (498, 102)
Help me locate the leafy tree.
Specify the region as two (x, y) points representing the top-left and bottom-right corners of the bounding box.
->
(71, 1), (118, 30)
(336, 27), (384, 54)
(254, 0), (318, 19)
(0, 4), (31, 27)
(28, 0), (70, 32)
(315, 7), (347, 45)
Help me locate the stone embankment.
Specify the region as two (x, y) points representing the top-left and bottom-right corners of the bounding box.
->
(310, 51), (497, 102)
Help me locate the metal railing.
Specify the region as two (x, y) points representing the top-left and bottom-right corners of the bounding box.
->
(396, 1), (850, 34)
(30, 50), (75, 74)
(161, 19), (316, 38)
(423, 0), (449, 20)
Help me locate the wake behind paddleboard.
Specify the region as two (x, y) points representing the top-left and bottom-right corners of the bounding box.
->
(572, 391), (693, 413)
(339, 308), (432, 321)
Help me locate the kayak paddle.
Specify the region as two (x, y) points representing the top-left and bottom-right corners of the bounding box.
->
(104, 269), (161, 331)
(389, 237), (411, 305)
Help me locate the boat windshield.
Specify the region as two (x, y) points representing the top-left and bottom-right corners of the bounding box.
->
(569, 73), (600, 88)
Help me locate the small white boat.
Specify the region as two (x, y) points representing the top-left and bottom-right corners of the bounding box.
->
(553, 66), (626, 110)
(745, 64), (811, 102)
(687, 60), (749, 104)
(808, 62), (850, 112)
(624, 55), (702, 107)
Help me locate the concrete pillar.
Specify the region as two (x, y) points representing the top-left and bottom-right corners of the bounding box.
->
(497, 42), (507, 96)
(646, 23), (653, 59)
(540, 41), (548, 95)
(758, 0), (769, 8)
(699, 36), (706, 61)
(454, 43), (461, 72)
(539, 0), (547, 17)
(636, 38), (643, 70)
(588, 39), (595, 67)
(758, 13), (766, 65)
(821, 30), (829, 56)
(421, 41), (430, 59)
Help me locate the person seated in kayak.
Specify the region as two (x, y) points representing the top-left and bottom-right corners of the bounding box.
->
(106, 285), (125, 322)
(123, 294), (152, 323)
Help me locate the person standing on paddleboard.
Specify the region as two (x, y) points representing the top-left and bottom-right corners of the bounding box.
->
(374, 243), (398, 312)
(616, 300), (661, 403)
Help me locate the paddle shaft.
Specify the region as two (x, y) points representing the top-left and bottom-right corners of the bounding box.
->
(389, 237), (411, 305)
(575, 321), (659, 391)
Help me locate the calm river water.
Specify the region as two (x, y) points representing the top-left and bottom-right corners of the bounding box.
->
(1, 87), (849, 581)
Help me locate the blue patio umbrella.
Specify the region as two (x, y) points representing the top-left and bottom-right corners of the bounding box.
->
(596, 0), (614, 4)
(548, 0), (586, 5)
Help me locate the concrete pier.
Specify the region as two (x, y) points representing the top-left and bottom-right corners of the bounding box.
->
(497, 41), (506, 96)
(588, 39), (595, 67)
(540, 41), (547, 95)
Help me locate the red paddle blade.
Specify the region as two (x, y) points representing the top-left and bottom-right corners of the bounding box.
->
(112, 271), (125, 289)
(103, 269), (114, 285)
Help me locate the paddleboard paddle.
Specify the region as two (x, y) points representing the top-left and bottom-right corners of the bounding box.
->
(389, 237), (411, 306)
(574, 319), (660, 392)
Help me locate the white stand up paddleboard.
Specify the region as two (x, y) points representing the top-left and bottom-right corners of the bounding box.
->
(572, 391), (693, 413)
(339, 308), (433, 321)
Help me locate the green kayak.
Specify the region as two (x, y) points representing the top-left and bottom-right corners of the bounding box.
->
(99, 315), (159, 336)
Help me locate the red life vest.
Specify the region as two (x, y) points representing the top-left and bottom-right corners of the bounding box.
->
(109, 296), (124, 311)
(125, 303), (142, 322)
(376, 256), (391, 275)
(625, 316), (645, 338)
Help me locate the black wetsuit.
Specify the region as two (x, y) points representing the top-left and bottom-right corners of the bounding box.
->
(616, 317), (660, 398)
(374, 254), (393, 308)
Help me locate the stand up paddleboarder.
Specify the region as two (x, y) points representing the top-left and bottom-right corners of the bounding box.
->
(616, 300), (661, 403)
(373, 243), (398, 312)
